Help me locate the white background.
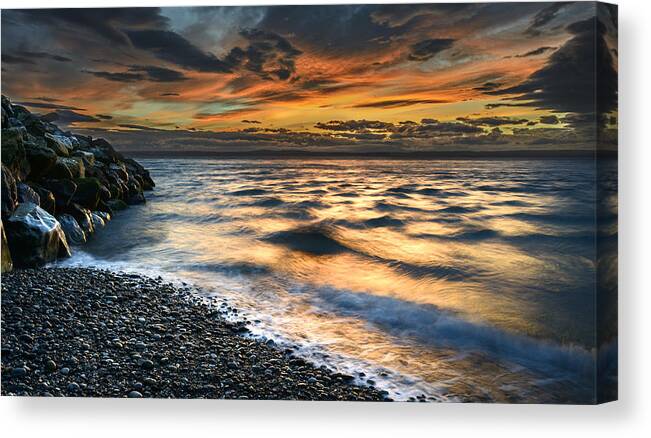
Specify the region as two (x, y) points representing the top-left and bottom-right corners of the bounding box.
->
(0, 0), (649, 436)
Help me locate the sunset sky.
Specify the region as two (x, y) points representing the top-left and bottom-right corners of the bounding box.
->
(1, 2), (618, 153)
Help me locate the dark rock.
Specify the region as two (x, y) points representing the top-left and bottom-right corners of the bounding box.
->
(128, 390), (143, 398)
(1, 126), (30, 179)
(1, 164), (17, 220)
(64, 203), (94, 236)
(46, 157), (85, 180)
(16, 182), (40, 205)
(72, 150), (95, 167)
(11, 367), (27, 378)
(124, 158), (155, 190)
(24, 141), (57, 179)
(57, 213), (87, 245)
(45, 359), (57, 372)
(96, 200), (114, 216)
(96, 211), (111, 222)
(86, 138), (123, 163)
(5, 202), (71, 267)
(90, 212), (105, 230)
(44, 133), (73, 157)
(27, 183), (56, 215)
(71, 177), (102, 210)
(40, 179), (77, 212)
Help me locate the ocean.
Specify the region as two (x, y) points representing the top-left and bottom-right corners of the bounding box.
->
(59, 157), (617, 403)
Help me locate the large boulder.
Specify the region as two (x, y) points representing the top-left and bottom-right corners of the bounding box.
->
(90, 212), (106, 230)
(17, 182), (41, 205)
(72, 150), (95, 167)
(27, 183), (56, 215)
(44, 133), (73, 156)
(1, 220), (13, 273)
(5, 202), (70, 267)
(1, 164), (17, 220)
(57, 213), (86, 245)
(40, 179), (77, 212)
(71, 177), (102, 210)
(79, 138), (123, 163)
(64, 203), (94, 235)
(24, 141), (57, 178)
(1, 126), (30, 179)
(46, 156), (85, 180)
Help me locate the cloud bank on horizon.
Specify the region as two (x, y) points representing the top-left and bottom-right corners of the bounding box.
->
(1, 2), (618, 153)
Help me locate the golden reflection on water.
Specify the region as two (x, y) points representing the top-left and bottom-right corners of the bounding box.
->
(87, 159), (603, 401)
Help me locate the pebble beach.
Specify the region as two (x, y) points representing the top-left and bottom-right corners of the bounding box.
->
(1, 267), (389, 401)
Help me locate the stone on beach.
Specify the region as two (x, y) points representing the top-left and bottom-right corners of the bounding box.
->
(57, 213), (87, 245)
(5, 202), (70, 267)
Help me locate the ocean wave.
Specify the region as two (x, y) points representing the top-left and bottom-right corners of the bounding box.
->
(262, 223), (349, 255)
(249, 197), (285, 207)
(437, 205), (480, 214)
(229, 188), (268, 196)
(363, 215), (405, 228)
(313, 288), (595, 379)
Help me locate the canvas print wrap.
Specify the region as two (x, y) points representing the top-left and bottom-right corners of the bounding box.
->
(1, 2), (618, 404)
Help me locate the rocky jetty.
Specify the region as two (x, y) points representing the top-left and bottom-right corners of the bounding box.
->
(1, 268), (388, 401)
(1, 95), (154, 270)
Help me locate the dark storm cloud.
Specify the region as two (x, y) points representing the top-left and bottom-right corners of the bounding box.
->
(41, 110), (100, 124)
(351, 98), (448, 109)
(525, 2), (571, 37)
(83, 70), (145, 83)
(15, 101), (86, 111)
(127, 27), (299, 80)
(31, 97), (62, 103)
(314, 120), (395, 132)
(2, 54), (36, 65)
(489, 16), (617, 118)
(314, 117), (486, 140)
(514, 46), (556, 58)
(127, 65), (188, 82)
(456, 116), (529, 126)
(117, 124), (167, 131)
(408, 39), (455, 61)
(539, 115), (560, 124)
(126, 29), (233, 73)
(229, 29), (302, 81)
(392, 119), (484, 137)
(83, 65), (188, 83)
(254, 4), (444, 56)
(15, 8), (169, 46)
(3, 51), (72, 64)
(370, 3), (474, 28)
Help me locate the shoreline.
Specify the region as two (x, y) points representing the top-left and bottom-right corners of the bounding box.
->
(1, 267), (389, 401)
